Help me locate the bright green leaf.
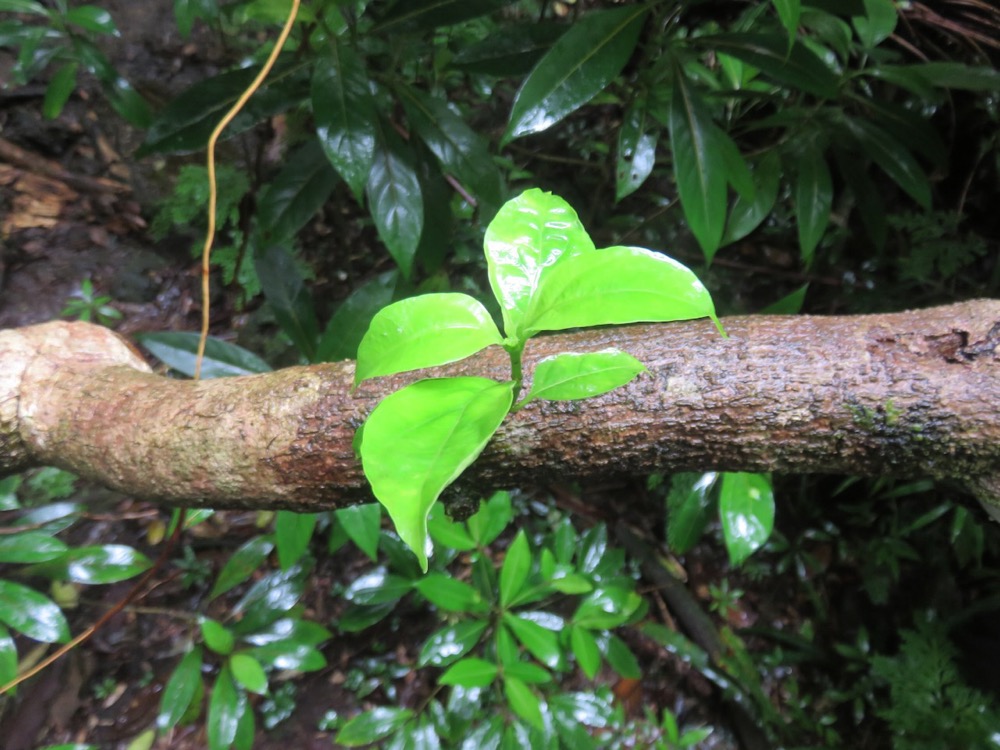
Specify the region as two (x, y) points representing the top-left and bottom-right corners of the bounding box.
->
(503, 660), (551, 685)
(275, 511), (318, 570)
(467, 490), (514, 546)
(360, 377), (513, 571)
(336, 707), (414, 747)
(207, 665), (247, 750)
(439, 657), (499, 688)
(503, 676), (544, 731)
(415, 573), (490, 614)
(65, 5), (118, 34)
(570, 625), (601, 679)
(201, 618), (235, 655)
(0, 625), (16, 690)
(335, 503), (382, 561)
(499, 530), (531, 607)
(355, 294), (503, 384)
(793, 142), (832, 262)
(504, 613), (563, 669)
(523, 246), (720, 336)
(523, 349), (645, 404)
(158, 647), (203, 731)
(0, 532), (67, 563)
(604, 633), (642, 679)
(230, 653), (268, 695)
(719, 472), (775, 566)
(210, 536), (274, 600)
(505, 5), (648, 141)
(37, 545), (151, 584)
(427, 503), (477, 551)
(136, 332), (271, 378)
(572, 586), (642, 630)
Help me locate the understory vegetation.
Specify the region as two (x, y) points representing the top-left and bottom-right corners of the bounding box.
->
(1, 0), (999, 748)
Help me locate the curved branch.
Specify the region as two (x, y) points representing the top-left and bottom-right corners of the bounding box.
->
(1, 300), (998, 511)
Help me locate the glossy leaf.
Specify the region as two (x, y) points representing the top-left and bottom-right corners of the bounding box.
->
(231, 562), (308, 635)
(257, 138), (339, 243)
(504, 676), (544, 731)
(504, 613), (563, 670)
(367, 129), (424, 279)
(892, 62), (1000, 91)
(360, 377), (513, 571)
(375, 0), (514, 34)
(793, 142), (832, 262)
(616, 99), (658, 201)
(427, 503), (477, 551)
(666, 472), (719, 554)
(65, 5), (117, 34)
(43, 62), (78, 119)
(499, 530), (531, 607)
(207, 666), (247, 750)
(337, 707), (414, 747)
(256, 244), (320, 362)
(524, 349), (645, 404)
(570, 625), (601, 679)
(0, 579), (69, 643)
(505, 5), (648, 142)
(335, 503), (382, 561)
(719, 472), (775, 566)
(312, 43), (378, 200)
(842, 116), (931, 208)
(137, 332), (272, 378)
(467, 490), (514, 546)
(0, 532), (67, 563)
(668, 74), (727, 261)
(504, 661), (551, 685)
(201, 618), (235, 655)
(342, 568), (412, 606)
(523, 246), (720, 336)
(210, 536), (274, 600)
(0, 625), (15, 690)
(451, 22), (565, 77)
(158, 647), (204, 731)
(415, 573), (490, 614)
(0, 1), (47, 14)
(355, 294), (503, 384)
(230, 653), (268, 695)
(852, 0), (896, 48)
(723, 151), (780, 245)
(440, 657), (499, 688)
(39, 545), (151, 584)
(484, 189), (594, 340)
(604, 633), (641, 678)
(572, 587), (642, 630)
(418, 620), (489, 667)
(317, 270), (397, 362)
(700, 33), (839, 99)
(275, 510), (318, 570)
(771, 0), (801, 44)
(398, 85), (504, 216)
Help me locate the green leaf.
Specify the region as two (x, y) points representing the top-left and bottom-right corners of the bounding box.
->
(201, 618), (235, 655)
(467, 490), (513, 546)
(451, 22), (565, 77)
(210, 536), (274, 600)
(719, 472), (775, 566)
(503, 676), (544, 731)
(367, 128), (424, 279)
(0, 579), (69, 643)
(360, 377), (513, 571)
(570, 625), (601, 679)
(504, 660), (552, 685)
(793, 142), (832, 262)
(699, 33), (839, 99)
(572, 587), (642, 630)
(852, 0), (896, 48)
(523, 246), (720, 336)
(723, 151), (780, 245)
(504, 5), (648, 141)
(335, 503), (382, 561)
(0, 1), (47, 14)
(771, 0), (801, 44)
(668, 74), (727, 261)
(484, 188), (594, 340)
(0, 625), (16, 689)
(312, 43), (378, 200)
(275, 510), (318, 569)
(336, 707), (414, 747)
(398, 84), (505, 217)
(158, 647), (204, 731)
(616, 99), (658, 201)
(207, 665), (247, 750)
(523, 349), (645, 404)
(760, 283), (809, 314)
(889, 62), (1000, 91)
(230, 653), (268, 695)
(604, 633), (641, 679)
(439, 657), (498, 688)
(256, 244), (320, 362)
(418, 620), (489, 667)
(375, 0), (514, 34)
(499, 529), (531, 607)
(317, 270), (397, 362)
(38, 545), (151, 584)
(841, 116), (931, 208)
(342, 567), (412, 606)
(666, 472), (718, 554)
(836, 149), (886, 249)
(504, 613), (563, 670)
(257, 138), (339, 243)
(355, 294), (503, 384)
(0, 532), (67, 563)
(65, 5), (118, 34)
(427, 503), (477, 551)
(137, 332), (272, 378)
(174, 0), (217, 37)
(415, 573), (490, 614)
(43, 62), (78, 119)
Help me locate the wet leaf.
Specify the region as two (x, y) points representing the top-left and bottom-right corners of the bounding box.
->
(616, 99), (658, 201)
(418, 620), (489, 667)
(210, 536), (274, 600)
(524, 246), (721, 336)
(355, 294), (503, 384)
(375, 0), (514, 34)
(723, 151), (780, 246)
(360, 378), (513, 571)
(503, 676), (544, 731)
(499, 530), (530, 607)
(335, 503), (382, 561)
(427, 503), (477, 551)
(504, 613), (563, 669)
(201, 618), (235, 655)
(158, 647), (203, 731)
(275, 511), (318, 570)
(719, 472), (775, 566)
(572, 587), (642, 630)
(523, 349), (645, 404)
(230, 653), (268, 695)
(666, 472), (719, 553)
(0, 625), (15, 689)
(467, 490), (513, 546)
(503, 661), (551, 685)
(0, 532), (67, 563)
(367, 129), (424, 279)
(505, 5), (648, 141)
(451, 22), (565, 77)
(415, 573), (490, 614)
(207, 665), (247, 750)
(36, 545), (151, 584)
(570, 625), (601, 679)
(137, 332), (271, 378)
(65, 5), (117, 34)
(257, 138), (339, 243)
(256, 244), (320, 362)
(793, 141), (832, 262)
(440, 657), (498, 688)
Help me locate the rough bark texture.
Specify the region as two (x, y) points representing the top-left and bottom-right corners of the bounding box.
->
(1, 300), (998, 511)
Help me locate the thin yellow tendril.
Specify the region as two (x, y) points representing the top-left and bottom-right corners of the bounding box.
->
(0, 0), (300, 697)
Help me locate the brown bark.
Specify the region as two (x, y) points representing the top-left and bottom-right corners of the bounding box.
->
(1, 300), (999, 512)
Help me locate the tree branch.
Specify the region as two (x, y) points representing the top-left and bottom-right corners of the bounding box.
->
(2, 300), (999, 511)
